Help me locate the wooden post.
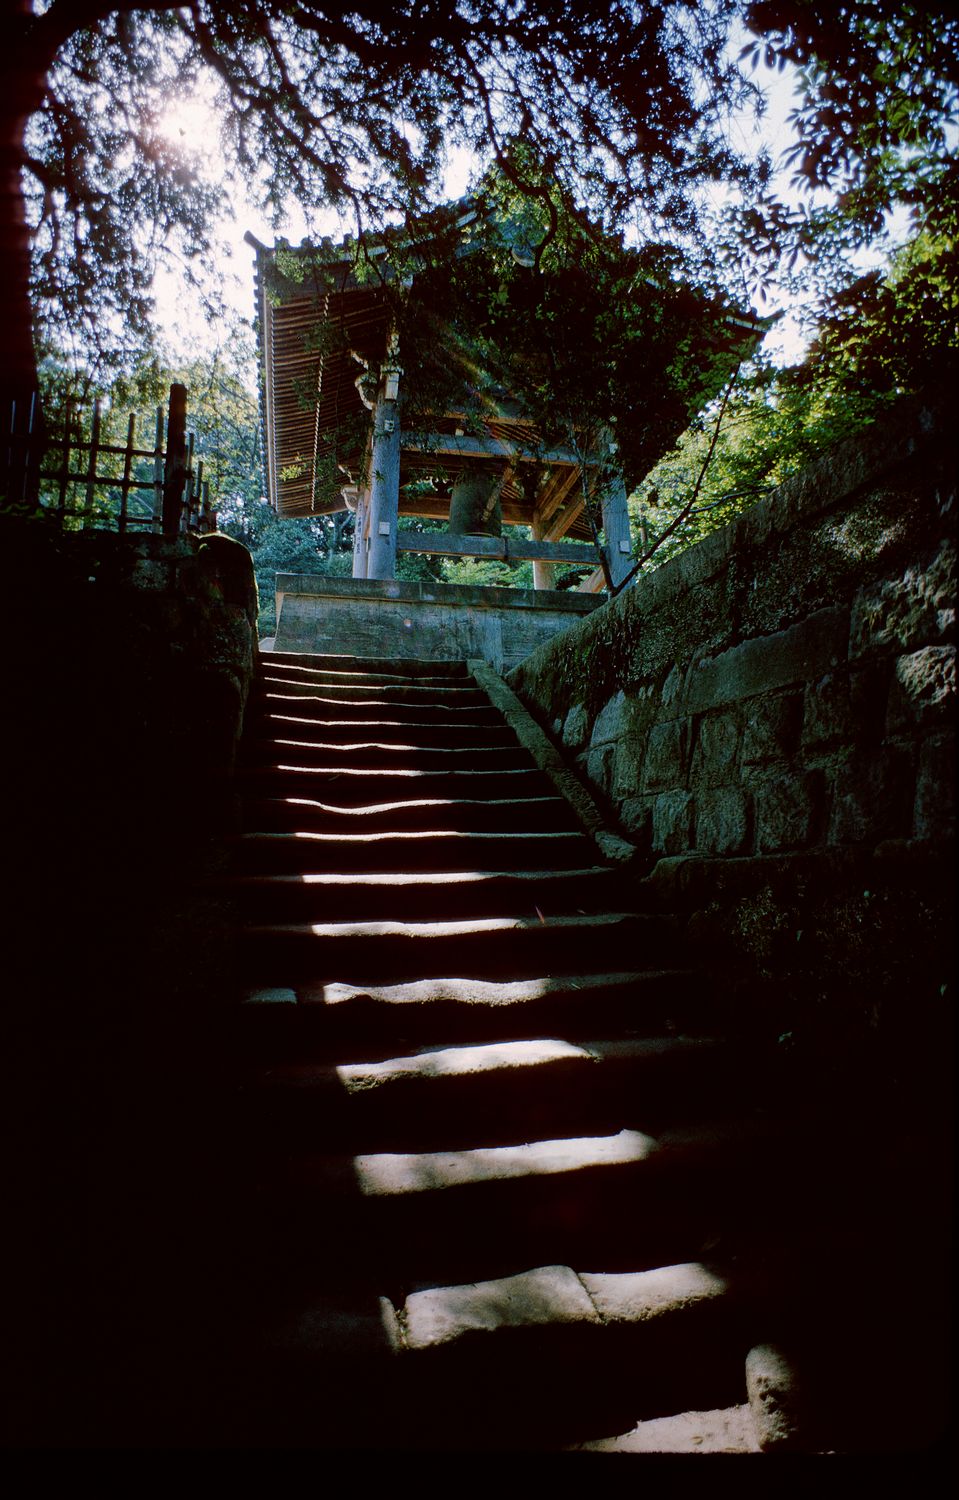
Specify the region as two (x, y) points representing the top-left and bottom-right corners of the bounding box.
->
(346, 485), (369, 579)
(531, 512), (556, 591)
(2, 390), (45, 513)
(366, 352), (401, 581)
(600, 468), (633, 588)
(162, 383), (188, 535)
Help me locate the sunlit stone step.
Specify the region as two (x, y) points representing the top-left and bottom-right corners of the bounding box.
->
(263, 1263), (762, 1449)
(247, 1116), (773, 1286)
(261, 661), (470, 690)
(220, 866), (617, 921)
(236, 969), (705, 1051)
(240, 737), (532, 771)
(246, 712), (520, 748)
(262, 650), (470, 678)
(235, 762), (552, 805)
(256, 675), (488, 706)
(392, 1261), (733, 1347)
(239, 911), (675, 983)
(238, 1034), (735, 1153)
(229, 828), (596, 873)
(569, 1404), (760, 1453)
(253, 690), (503, 725)
(239, 793), (578, 836)
(355, 1126), (659, 1196)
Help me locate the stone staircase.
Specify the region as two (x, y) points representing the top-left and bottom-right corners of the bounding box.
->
(210, 648), (807, 1452)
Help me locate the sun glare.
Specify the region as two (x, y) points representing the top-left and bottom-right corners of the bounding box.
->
(154, 92), (222, 163)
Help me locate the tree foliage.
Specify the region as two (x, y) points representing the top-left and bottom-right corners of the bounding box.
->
(4, 0), (757, 402)
(5, 1), (956, 543)
(632, 178), (958, 577)
(626, 2), (959, 577)
(392, 163), (763, 491)
(729, 2), (959, 302)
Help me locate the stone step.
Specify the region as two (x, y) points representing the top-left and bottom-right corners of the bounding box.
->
(260, 662), (471, 691)
(229, 828), (597, 874)
(246, 712), (521, 750)
(239, 737), (533, 772)
(236, 970), (704, 1052)
(569, 1404), (760, 1453)
(219, 866), (618, 922)
(235, 763), (553, 806)
(238, 1035), (745, 1154)
(243, 1117), (774, 1287)
(263, 650), (471, 678)
(218, 646), (777, 1451)
(253, 690), (503, 726)
(256, 675), (489, 706)
(239, 1264), (765, 1450)
(239, 794), (579, 837)
(238, 911), (677, 984)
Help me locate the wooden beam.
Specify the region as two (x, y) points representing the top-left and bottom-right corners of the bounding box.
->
(398, 497), (531, 525)
(577, 566), (607, 594)
(542, 494), (585, 543)
(395, 532), (596, 564)
(401, 431), (584, 467)
(538, 466), (587, 540)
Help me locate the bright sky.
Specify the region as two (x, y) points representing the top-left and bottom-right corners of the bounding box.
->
(148, 42), (877, 377)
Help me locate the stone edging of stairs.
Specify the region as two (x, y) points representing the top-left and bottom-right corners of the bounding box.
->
(468, 659), (637, 867)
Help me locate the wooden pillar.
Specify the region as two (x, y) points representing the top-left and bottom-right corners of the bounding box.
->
(344, 484), (369, 579)
(366, 351), (402, 581)
(531, 512), (556, 591)
(600, 469), (633, 588)
(162, 382), (188, 535)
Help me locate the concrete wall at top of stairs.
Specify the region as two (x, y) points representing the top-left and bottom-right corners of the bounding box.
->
(272, 573), (602, 672)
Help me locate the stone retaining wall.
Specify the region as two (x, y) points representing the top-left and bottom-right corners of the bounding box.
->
(4, 521), (260, 1446)
(8, 519), (259, 967)
(509, 397), (955, 1066)
(274, 573), (601, 672)
(509, 397), (955, 868)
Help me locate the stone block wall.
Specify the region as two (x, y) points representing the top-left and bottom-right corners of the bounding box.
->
(509, 398), (955, 867)
(7, 518), (260, 1011)
(11, 523), (259, 824)
(509, 396), (955, 1095)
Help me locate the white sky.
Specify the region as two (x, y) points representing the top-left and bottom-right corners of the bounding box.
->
(149, 42), (894, 377)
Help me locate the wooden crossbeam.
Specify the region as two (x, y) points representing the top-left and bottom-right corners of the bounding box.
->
(395, 531), (596, 564)
(401, 431), (586, 467)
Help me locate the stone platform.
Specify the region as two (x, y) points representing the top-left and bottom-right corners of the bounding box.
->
(273, 574), (601, 673)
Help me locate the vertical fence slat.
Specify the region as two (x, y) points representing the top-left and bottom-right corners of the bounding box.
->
(119, 411), (136, 534)
(194, 457), (204, 531)
(152, 405), (165, 532)
(56, 400), (72, 519)
(24, 393), (38, 509)
(83, 398), (102, 527)
(185, 431), (196, 532)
